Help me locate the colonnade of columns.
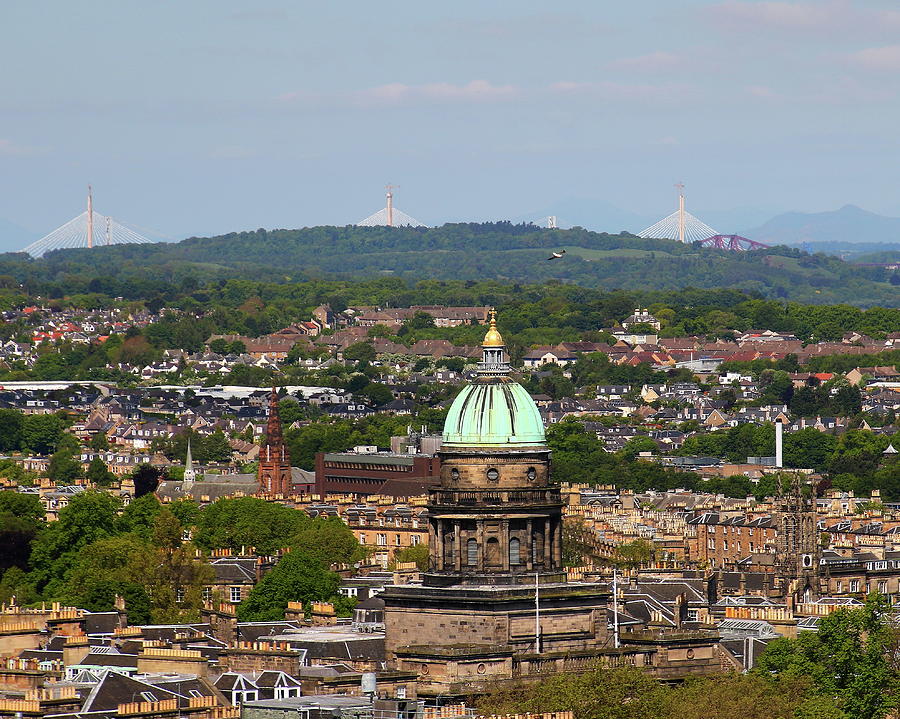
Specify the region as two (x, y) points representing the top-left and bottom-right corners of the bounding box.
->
(428, 514), (563, 576)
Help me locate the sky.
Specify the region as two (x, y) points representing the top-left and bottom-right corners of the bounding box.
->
(1, 0), (900, 250)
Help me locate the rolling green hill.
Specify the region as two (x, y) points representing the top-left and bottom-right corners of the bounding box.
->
(1, 223), (897, 306)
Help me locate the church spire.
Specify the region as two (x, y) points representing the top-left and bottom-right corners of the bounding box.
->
(183, 438), (196, 483)
(258, 386), (292, 496)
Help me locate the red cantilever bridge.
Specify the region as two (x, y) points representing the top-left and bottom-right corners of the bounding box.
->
(697, 234), (770, 251)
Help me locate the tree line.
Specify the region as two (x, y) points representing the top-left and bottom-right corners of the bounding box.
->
(0, 491), (363, 625)
(1, 222), (896, 305)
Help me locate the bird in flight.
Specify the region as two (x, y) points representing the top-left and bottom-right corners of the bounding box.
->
(547, 250), (566, 261)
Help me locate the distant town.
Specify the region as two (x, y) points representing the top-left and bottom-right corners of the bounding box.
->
(0, 291), (897, 717)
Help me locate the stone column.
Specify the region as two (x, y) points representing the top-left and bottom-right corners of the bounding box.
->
(553, 519), (563, 568)
(436, 519), (445, 571)
(477, 521), (486, 571)
(544, 517), (552, 567)
(501, 519), (510, 571)
(454, 520), (462, 572)
(526, 518), (534, 571)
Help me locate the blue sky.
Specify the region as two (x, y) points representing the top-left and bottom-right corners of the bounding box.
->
(1, 0), (899, 249)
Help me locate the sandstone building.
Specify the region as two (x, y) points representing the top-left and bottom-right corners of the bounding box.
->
(382, 314), (611, 696)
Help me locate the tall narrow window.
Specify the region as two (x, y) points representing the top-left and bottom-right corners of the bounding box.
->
(486, 537), (501, 567)
(509, 538), (521, 565)
(467, 539), (478, 566)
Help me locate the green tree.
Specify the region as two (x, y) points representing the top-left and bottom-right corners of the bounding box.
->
(0, 566), (37, 605)
(19, 414), (66, 454)
(285, 421), (356, 470)
(30, 491), (122, 596)
(148, 509), (214, 623)
(784, 428), (839, 471)
(754, 594), (896, 719)
(209, 338), (229, 354)
(759, 369), (794, 405)
(0, 409), (23, 452)
(90, 432), (109, 451)
(0, 491), (44, 522)
(343, 341), (376, 363)
(63, 534), (152, 609)
(117, 494), (163, 539)
(131, 463), (163, 497)
(293, 517), (364, 566)
(479, 664), (665, 719)
(613, 539), (654, 569)
(361, 382), (393, 406)
(80, 580), (152, 625)
(86, 456), (115, 486)
(831, 384), (862, 417)
(403, 311), (436, 330)
(168, 498), (200, 530)
(621, 436), (657, 461)
(48, 442), (81, 483)
(193, 496), (309, 553)
(0, 491), (44, 571)
(204, 430), (233, 463)
(390, 544), (429, 570)
(237, 549), (341, 622)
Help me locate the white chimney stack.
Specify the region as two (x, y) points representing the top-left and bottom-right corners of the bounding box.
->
(775, 419), (784, 468)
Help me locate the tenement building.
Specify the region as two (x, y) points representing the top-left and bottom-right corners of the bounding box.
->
(382, 314), (611, 696)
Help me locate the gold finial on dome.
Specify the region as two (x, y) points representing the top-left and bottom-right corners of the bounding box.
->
(482, 309), (504, 347)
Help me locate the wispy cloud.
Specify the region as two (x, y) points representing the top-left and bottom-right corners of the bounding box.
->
(746, 85), (779, 99)
(707, 1), (900, 36)
(708, 1), (848, 31)
(275, 79), (697, 110)
(209, 146), (257, 160)
(0, 139), (48, 156)
(608, 52), (681, 72)
(549, 80), (695, 103)
(356, 80), (518, 105)
(850, 45), (900, 71)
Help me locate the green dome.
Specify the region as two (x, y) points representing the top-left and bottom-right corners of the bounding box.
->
(443, 378), (546, 447)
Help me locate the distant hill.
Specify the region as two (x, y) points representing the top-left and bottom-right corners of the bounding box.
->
(745, 205), (900, 246)
(2, 222), (896, 307)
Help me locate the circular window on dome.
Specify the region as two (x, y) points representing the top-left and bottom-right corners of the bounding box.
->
(450, 468), (460, 481)
(526, 467), (537, 481)
(486, 468), (499, 481)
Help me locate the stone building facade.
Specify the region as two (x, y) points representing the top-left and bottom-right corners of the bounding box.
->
(382, 315), (610, 696)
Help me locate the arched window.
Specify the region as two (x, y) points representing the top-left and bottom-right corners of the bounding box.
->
(467, 539), (478, 566)
(509, 538), (521, 565)
(486, 537), (501, 567)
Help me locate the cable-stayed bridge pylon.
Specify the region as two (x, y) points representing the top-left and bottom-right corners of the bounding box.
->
(21, 187), (159, 258)
(637, 183), (717, 243)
